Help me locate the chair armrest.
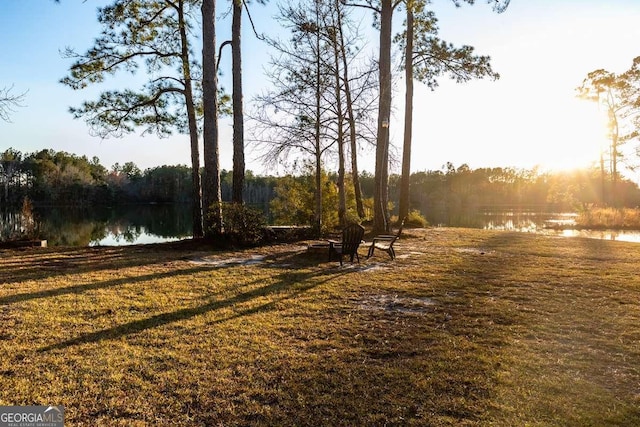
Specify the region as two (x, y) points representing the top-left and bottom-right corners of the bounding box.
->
(327, 239), (343, 250)
(372, 236), (395, 244)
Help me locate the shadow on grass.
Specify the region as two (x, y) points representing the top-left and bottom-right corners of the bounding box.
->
(463, 231), (640, 426)
(0, 247), (334, 308)
(0, 265), (215, 306)
(0, 244), (201, 285)
(38, 253), (350, 353)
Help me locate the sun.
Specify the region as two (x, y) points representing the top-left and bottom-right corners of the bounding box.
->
(535, 98), (609, 173)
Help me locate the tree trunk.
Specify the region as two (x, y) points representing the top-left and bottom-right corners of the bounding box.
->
(314, 149), (322, 235)
(202, 0), (223, 235)
(373, 0), (392, 234)
(3, 181), (8, 210)
(600, 149), (605, 205)
(313, 5), (322, 236)
(336, 0), (365, 219)
(609, 104), (619, 207)
(612, 133), (619, 207)
(177, 0), (203, 238)
(398, 3), (414, 225)
(332, 29), (346, 227)
(232, 0), (245, 205)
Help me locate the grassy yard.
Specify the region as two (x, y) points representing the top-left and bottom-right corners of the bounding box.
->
(0, 228), (639, 426)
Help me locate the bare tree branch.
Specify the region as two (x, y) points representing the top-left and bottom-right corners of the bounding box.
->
(0, 85), (27, 122)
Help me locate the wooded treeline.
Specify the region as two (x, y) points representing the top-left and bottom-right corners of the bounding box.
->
(48, 0), (515, 239)
(3, 149), (639, 222)
(6, 1), (640, 239)
(0, 149), (276, 208)
(387, 164), (640, 214)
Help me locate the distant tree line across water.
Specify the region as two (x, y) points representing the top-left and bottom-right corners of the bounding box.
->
(2, 149), (640, 220)
(0, 149), (280, 211)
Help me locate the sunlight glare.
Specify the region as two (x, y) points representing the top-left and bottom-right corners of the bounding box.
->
(539, 98), (608, 172)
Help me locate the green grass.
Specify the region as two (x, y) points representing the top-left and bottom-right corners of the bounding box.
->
(1, 228), (639, 426)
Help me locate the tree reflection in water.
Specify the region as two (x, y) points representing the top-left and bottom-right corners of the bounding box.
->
(32, 204), (193, 246)
(4, 205), (640, 246)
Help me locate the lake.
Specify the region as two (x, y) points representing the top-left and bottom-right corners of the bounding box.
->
(427, 207), (640, 244)
(2, 205), (640, 246)
(0, 204), (193, 247)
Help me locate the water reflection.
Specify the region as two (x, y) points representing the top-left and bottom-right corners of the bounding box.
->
(93, 229), (182, 246)
(482, 211), (577, 233)
(425, 208), (569, 232)
(32, 205), (192, 246)
(426, 207), (640, 243)
(3, 205), (640, 246)
(547, 228), (640, 243)
(0, 210), (31, 242)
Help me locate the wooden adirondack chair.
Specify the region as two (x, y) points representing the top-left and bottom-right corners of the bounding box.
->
(367, 219), (404, 260)
(328, 223), (365, 266)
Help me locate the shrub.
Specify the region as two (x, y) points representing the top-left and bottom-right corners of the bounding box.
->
(577, 207), (640, 228)
(206, 202), (269, 247)
(404, 209), (429, 228)
(269, 170), (341, 233)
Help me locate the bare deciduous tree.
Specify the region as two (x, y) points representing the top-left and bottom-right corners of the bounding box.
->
(0, 85), (26, 122)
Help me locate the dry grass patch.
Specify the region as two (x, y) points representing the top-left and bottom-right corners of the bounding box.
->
(0, 229), (639, 425)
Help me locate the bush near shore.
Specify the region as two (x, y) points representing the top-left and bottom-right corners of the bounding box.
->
(0, 228), (638, 426)
(577, 207), (640, 229)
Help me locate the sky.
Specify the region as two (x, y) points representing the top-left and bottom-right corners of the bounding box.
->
(1, 0), (640, 179)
